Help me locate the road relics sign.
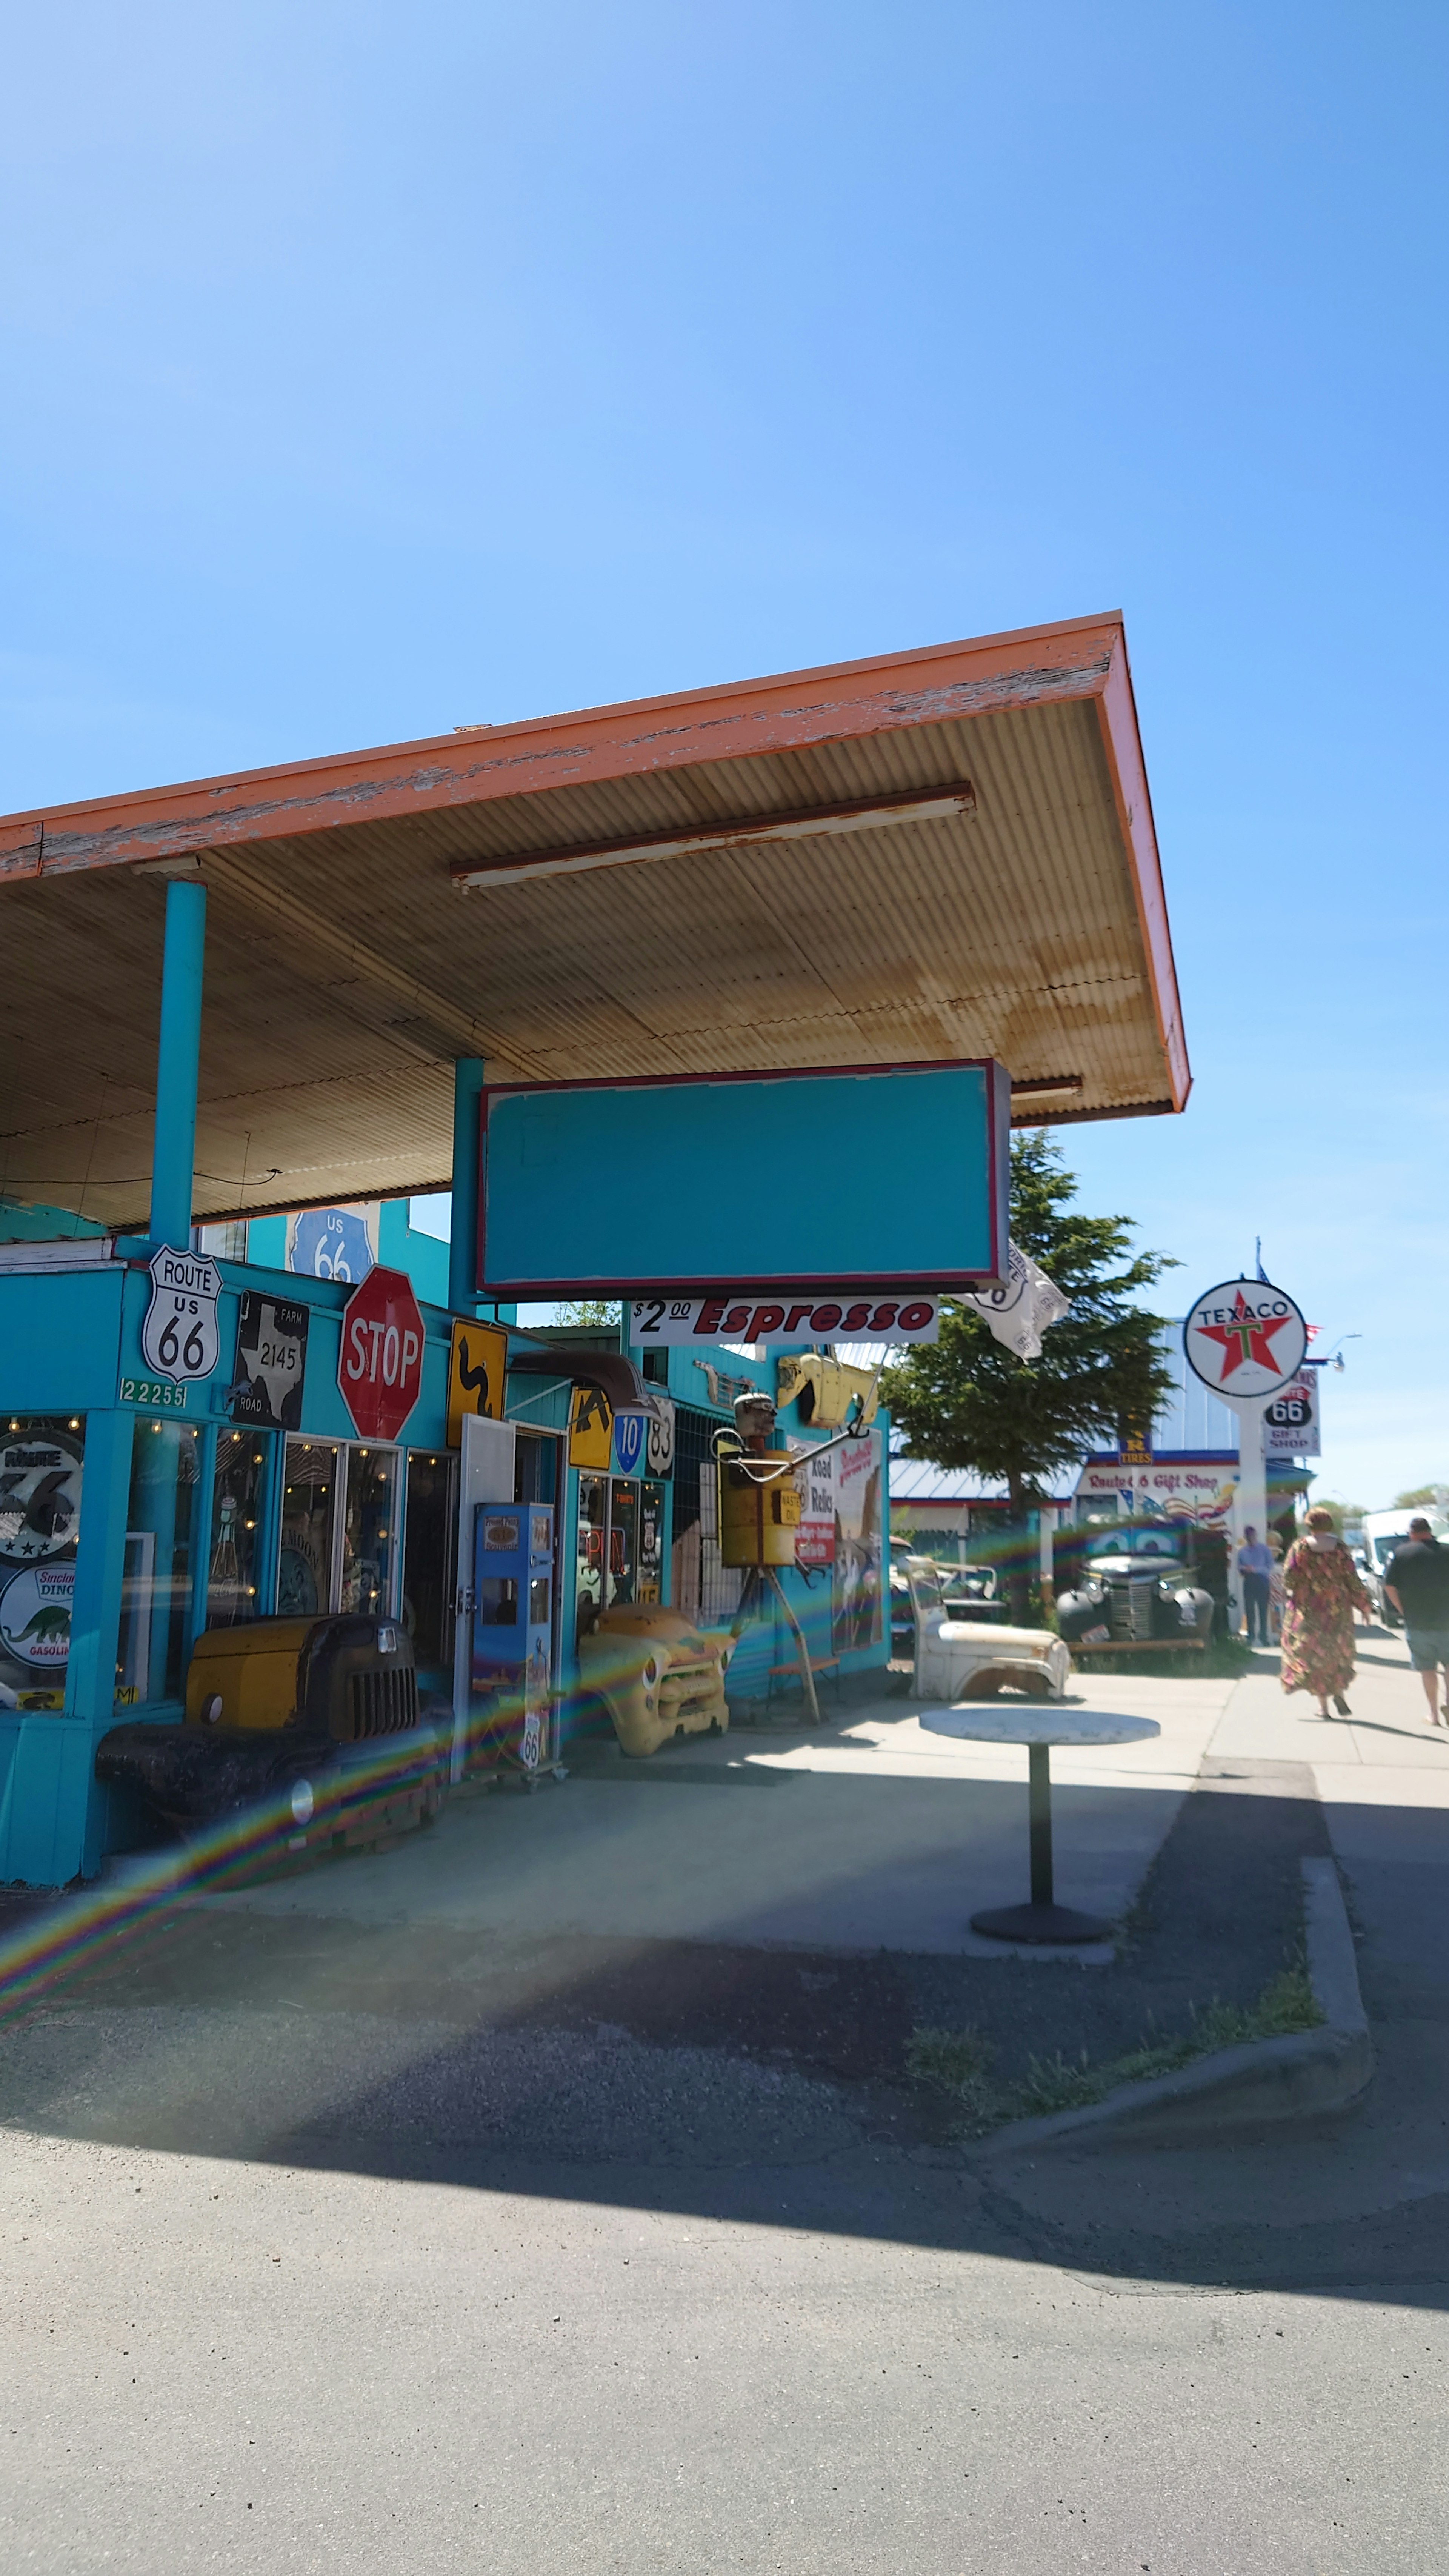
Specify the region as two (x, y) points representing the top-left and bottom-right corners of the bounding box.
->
(1182, 1278), (1308, 1403)
(141, 1247), (222, 1386)
(480, 1061), (1010, 1300)
(337, 1266), (425, 1441)
(790, 1437), (837, 1568)
(628, 1292), (941, 1346)
(1262, 1372), (1320, 1458)
(230, 1293), (310, 1429)
(963, 1241), (1071, 1359)
(446, 1318), (509, 1447)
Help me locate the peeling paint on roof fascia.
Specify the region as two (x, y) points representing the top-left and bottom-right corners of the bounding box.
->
(2, 651), (1114, 883)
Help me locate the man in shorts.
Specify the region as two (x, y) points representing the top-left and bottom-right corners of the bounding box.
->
(1384, 1517), (1449, 1723)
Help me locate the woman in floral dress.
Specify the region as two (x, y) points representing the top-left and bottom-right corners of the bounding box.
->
(1280, 1506), (1370, 1715)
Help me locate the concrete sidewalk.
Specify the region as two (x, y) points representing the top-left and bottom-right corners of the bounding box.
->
(1209, 1618), (1449, 1845)
(187, 1672), (1235, 1956)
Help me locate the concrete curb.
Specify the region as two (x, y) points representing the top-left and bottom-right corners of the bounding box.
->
(974, 1857), (1373, 2157)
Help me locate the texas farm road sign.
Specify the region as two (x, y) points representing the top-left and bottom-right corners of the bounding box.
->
(1183, 1278), (1308, 1403)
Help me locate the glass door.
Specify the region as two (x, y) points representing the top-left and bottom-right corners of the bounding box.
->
(342, 1447), (399, 1616)
(279, 1439), (338, 1616)
(608, 1479), (639, 1607)
(575, 1472), (607, 1644)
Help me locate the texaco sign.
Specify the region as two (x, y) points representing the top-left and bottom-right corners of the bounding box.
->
(1183, 1278), (1308, 1403)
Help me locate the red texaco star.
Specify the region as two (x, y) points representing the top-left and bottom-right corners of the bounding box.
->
(1196, 1305), (1292, 1380)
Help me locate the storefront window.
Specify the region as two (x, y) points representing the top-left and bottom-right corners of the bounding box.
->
(0, 1415), (85, 1713)
(117, 1418), (201, 1704)
(575, 1472), (607, 1642)
(342, 1447), (398, 1616)
(639, 1480), (665, 1604)
(609, 1478), (639, 1608)
(279, 1438), (337, 1617)
(208, 1429), (270, 1627)
(402, 1451), (453, 1670)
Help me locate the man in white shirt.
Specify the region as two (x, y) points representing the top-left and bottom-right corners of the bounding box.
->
(1237, 1526), (1274, 1644)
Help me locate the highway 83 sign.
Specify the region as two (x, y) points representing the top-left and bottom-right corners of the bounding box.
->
(1183, 1278), (1307, 1403)
(142, 1247), (222, 1384)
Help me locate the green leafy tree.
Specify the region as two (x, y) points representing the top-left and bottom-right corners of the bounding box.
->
(882, 1135), (1177, 1593)
(1395, 1485), (1447, 1510)
(554, 1298), (619, 1329)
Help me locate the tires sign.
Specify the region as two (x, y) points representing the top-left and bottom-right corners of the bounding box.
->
(1183, 1278), (1308, 1403)
(141, 1247), (222, 1385)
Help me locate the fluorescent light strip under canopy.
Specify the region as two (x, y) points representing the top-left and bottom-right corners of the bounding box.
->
(449, 779), (978, 892)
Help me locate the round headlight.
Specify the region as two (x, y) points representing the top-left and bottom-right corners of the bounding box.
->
(290, 1780), (315, 1827)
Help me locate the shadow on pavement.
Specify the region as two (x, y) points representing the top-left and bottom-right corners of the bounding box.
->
(14, 1756), (1444, 2300)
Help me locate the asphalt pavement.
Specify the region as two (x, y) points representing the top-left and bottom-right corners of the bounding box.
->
(5, 1625), (1449, 2572)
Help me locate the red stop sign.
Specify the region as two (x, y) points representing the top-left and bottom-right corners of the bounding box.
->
(337, 1266), (426, 1441)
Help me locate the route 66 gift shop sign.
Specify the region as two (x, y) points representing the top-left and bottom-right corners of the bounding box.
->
(1183, 1278), (1307, 1403)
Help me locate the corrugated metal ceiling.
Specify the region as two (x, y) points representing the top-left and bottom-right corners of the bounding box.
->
(0, 620), (1187, 1227)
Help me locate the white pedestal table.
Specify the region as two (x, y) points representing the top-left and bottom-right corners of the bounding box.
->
(920, 1704), (1162, 1943)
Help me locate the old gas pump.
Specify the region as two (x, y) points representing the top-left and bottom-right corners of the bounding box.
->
(471, 1500), (555, 1774)
(715, 1390), (822, 1726)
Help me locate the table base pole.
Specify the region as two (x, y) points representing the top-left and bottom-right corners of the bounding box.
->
(970, 1900), (1112, 1945)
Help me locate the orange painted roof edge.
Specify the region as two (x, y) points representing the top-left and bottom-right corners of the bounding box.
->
(0, 605), (1189, 1109)
(0, 609), (1122, 865)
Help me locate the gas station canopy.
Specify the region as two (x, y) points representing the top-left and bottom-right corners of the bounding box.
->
(0, 611), (1188, 1229)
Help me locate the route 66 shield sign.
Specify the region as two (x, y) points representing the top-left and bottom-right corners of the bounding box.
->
(142, 1246), (223, 1384)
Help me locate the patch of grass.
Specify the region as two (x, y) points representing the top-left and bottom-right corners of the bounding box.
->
(905, 2024), (1001, 2128)
(909, 1964), (1324, 2136)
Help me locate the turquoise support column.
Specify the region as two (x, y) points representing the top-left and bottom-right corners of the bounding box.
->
(449, 1057), (485, 1313)
(148, 877), (207, 1249)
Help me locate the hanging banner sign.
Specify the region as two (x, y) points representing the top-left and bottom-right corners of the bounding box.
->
(628, 1291), (940, 1347)
(1262, 1373), (1320, 1458)
(962, 1241), (1071, 1358)
(1182, 1278), (1308, 1403)
(141, 1247), (222, 1386)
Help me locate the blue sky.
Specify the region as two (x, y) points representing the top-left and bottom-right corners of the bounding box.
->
(5, 3), (1444, 1507)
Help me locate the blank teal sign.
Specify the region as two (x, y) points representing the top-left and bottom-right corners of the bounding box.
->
(478, 1060), (1009, 1296)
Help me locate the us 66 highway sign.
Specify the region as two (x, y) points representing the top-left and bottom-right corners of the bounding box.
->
(141, 1247), (222, 1385)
